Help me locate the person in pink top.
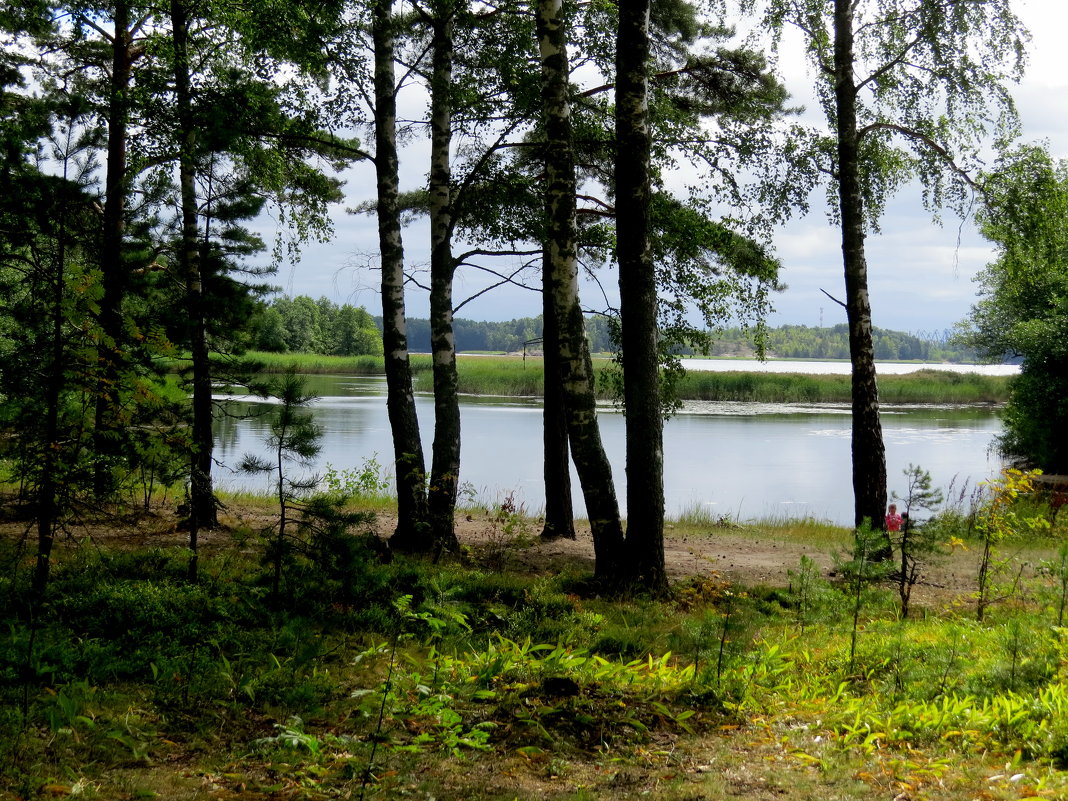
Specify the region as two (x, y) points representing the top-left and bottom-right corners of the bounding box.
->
(885, 503), (903, 532)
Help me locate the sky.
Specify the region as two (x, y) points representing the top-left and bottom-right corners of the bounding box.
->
(259, 0), (1068, 335)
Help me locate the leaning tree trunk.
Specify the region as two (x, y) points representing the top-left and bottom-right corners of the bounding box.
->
(537, 0), (624, 579)
(540, 249), (576, 540)
(93, 0), (133, 496)
(615, 0), (666, 592)
(171, 0), (216, 582)
(426, 0), (461, 553)
(372, 0), (429, 550)
(833, 0), (888, 543)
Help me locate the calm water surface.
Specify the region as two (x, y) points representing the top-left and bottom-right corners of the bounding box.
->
(214, 370), (1003, 525)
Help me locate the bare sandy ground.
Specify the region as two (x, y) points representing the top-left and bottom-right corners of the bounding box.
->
(382, 509), (991, 609)
(2, 497), (1013, 610)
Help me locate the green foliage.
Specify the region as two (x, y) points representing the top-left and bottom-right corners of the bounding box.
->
(1038, 543), (1068, 627)
(891, 465), (946, 619)
(834, 522), (894, 675)
(241, 370), (332, 599)
(752, 0), (1024, 226)
(321, 456), (391, 499)
(8, 523), (1068, 798)
(960, 146), (1068, 472)
(398, 316), (981, 362)
(672, 368), (1008, 404)
(251, 295), (384, 357)
(692, 322), (978, 362)
(473, 491), (536, 572)
(973, 468), (1051, 621)
(249, 351), (1009, 404)
(786, 555), (836, 632)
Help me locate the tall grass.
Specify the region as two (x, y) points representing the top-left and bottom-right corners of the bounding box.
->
(245, 350), (385, 374)
(444, 355), (545, 396)
(878, 369), (1009, 404)
(675, 369), (1010, 404)
(675, 370), (848, 403)
(245, 351), (1010, 404)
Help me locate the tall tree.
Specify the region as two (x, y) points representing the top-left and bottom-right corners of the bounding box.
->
(369, 0), (431, 549)
(168, 0), (213, 580)
(540, 257), (576, 540)
(0, 89), (101, 598)
(91, 1), (150, 493)
(750, 0), (1026, 532)
(537, 0), (626, 580)
(424, 0), (462, 552)
(157, 0), (351, 576)
(26, 3), (158, 493)
(960, 146), (1068, 473)
(615, 0), (664, 589)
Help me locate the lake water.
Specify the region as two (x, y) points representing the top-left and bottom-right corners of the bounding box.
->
(214, 366), (1005, 526)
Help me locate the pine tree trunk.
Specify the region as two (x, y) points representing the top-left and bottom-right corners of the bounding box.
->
(372, 0), (429, 550)
(171, 0), (215, 583)
(540, 250), (575, 540)
(537, 0), (624, 579)
(427, 1), (461, 553)
(833, 0), (888, 542)
(615, 0), (665, 591)
(93, 0), (132, 495)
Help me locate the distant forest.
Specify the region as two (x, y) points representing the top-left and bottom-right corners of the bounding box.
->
(399, 316), (982, 362)
(252, 297), (983, 362)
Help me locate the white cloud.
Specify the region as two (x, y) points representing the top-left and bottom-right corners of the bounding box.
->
(253, 0), (1067, 332)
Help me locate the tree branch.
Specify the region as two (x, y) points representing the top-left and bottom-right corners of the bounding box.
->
(453, 262), (539, 314)
(858, 121), (981, 190)
(455, 246), (541, 262)
(821, 287), (847, 308)
(855, 33), (923, 93)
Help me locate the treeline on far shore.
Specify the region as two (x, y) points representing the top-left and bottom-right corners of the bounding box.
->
(248, 351), (1011, 405)
(250, 294), (984, 363)
(392, 316), (981, 362)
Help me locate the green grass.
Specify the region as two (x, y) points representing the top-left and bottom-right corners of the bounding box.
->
(674, 368), (1009, 404)
(7, 486), (1063, 801)
(5, 515), (1068, 801)
(244, 350), (386, 374)
(243, 351), (1011, 405)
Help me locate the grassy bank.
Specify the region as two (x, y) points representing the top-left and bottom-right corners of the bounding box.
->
(2, 491), (1067, 801)
(675, 367), (1009, 404)
(248, 351), (1011, 405)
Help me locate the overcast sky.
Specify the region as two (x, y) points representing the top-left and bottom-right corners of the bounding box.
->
(260, 0), (1067, 335)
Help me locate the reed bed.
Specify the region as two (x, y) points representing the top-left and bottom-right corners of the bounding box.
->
(676, 368), (1010, 404)
(675, 370), (847, 403)
(448, 355), (545, 396)
(877, 368), (1009, 404)
(246, 351), (384, 375)
(245, 352), (1010, 405)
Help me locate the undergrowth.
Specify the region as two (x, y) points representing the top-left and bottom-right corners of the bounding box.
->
(1, 487), (1066, 800)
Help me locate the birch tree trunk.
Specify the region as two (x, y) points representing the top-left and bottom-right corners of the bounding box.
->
(426, 0), (461, 553)
(372, 0), (430, 550)
(833, 0), (888, 542)
(540, 249), (576, 540)
(536, 0), (624, 579)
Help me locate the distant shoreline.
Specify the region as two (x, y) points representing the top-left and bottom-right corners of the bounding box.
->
(242, 352), (1013, 405)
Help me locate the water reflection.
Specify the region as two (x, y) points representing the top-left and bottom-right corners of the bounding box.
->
(214, 374), (1003, 525)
